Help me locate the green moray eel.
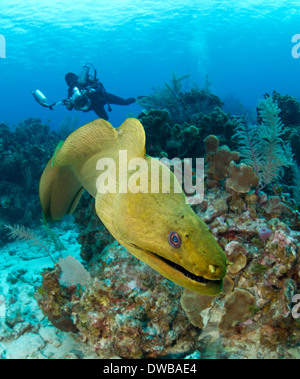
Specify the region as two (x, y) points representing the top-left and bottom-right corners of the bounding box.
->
(39, 118), (227, 295)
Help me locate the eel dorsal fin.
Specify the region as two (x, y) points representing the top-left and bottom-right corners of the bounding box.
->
(116, 118), (146, 159)
(40, 118), (146, 220)
(53, 118), (145, 166)
(52, 118), (118, 168)
(51, 118), (146, 197)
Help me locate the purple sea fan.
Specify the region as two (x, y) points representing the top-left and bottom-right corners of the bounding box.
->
(259, 227), (272, 241)
(59, 255), (91, 287)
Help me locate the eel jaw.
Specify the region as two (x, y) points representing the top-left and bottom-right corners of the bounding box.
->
(128, 243), (224, 296)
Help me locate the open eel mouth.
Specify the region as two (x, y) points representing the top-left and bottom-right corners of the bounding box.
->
(129, 243), (224, 296)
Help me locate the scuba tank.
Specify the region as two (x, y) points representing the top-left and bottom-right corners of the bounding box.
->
(78, 65), (90, 85)
(79, 63), (112, 112)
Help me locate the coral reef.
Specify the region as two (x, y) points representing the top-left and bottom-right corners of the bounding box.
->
(233, 96), (293, 193)
(137, 74), (239, 159)
(262, 91), (300, 164)
(226, 162), (258, 193)
(219, 289), (256, 332)
(137, 72), (223, 125)
(264, 90), (300, 129)
(204, 135), (240, 181)
(292, 162), (300, 207)
(0, 119), (59, 241)
(38, 241), (200, 358)
(36, 266), (79, 333)
(189, 179), (300, 356)
(0, 223), (99, 359)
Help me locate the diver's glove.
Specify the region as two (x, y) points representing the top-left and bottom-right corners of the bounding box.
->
(63, 99), (73, 110)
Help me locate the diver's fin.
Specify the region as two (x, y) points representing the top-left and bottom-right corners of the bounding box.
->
(39, 158), (84, 221)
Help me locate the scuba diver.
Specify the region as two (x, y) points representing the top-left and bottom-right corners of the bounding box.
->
(32, 63), (136, 120)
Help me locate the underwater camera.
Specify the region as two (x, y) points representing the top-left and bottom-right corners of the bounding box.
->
(71, 87), (92, 111)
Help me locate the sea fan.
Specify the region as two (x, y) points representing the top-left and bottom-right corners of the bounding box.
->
(233, 97), (293, 191)
(257, 96), (293, 188)
(4, 224), (55, 264)
(59, 255), (91, 287)
(233, 120), (264, 181)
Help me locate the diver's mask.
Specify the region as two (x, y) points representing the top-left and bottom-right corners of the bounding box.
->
(71, 87), (91, 111)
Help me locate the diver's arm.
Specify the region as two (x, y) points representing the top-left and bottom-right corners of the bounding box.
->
(64, 98), (74, 110)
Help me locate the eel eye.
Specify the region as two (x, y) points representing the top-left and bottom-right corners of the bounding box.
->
(168, 232), (181, 248)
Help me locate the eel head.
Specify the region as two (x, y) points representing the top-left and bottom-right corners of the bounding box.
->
(104, 160), (227, 296)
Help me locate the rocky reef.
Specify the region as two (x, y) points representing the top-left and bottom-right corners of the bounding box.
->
(189, 185), (300, 357)
(0, 118), (60, 244)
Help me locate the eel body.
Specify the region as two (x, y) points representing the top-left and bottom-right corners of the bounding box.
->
(39, 118), (227, 295)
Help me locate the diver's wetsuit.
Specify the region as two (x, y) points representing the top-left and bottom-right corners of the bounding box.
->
(66, 76), (135, 120)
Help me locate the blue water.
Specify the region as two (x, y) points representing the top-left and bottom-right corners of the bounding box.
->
(1, 0), (300, 129)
